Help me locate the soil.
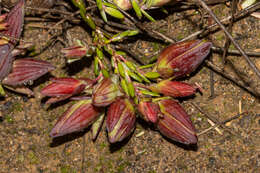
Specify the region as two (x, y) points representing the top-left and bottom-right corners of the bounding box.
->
(0, 1), (260, 173)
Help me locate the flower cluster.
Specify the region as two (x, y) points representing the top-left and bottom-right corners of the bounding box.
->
(41, 39), (212, 145)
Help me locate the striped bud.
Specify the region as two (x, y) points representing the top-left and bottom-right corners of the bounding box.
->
(149, 80), (200, 98)
(156, 40), (212, 79)
(50, 99), (101, 138)
(41, 78), (93, 104)
(2, 58), (55, 86)
(92, 78), (120, 107)
(61, 46), (89, 59)
(106, 99), (136, 143)
(138, 101), (159, 123)
(157, 99), (197, 144)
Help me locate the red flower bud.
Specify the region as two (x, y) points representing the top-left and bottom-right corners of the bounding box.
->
(92, 78), (121, 107)
(156, 40), (212, 78)
(0, 0), (25, 80)
(61, 46), (88, 59)
(50, 99), (101, 138)
(106, 99), (136, 143)
(2, 58), (55, 86)
(41, 78), (93, 104)
(157, 99), (197, 144)
(149, 80), (200, 98)
(138, 101), (159, 123)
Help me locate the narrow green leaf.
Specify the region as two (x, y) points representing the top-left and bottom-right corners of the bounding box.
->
(127, 30), (139, 36)
(132, 0), (142, 19)
(104, 7), (124, 20)
(0, 84), (5, 96)
(101, 69), (110, 78)
(121, 79), (129, 96)
(96, 48), (104, 60)
(128, 81), (135, 98)
(94, 57), (99, 76)
(136, 72), (151, 83)
(140, 90), (160, 97)
(115, 51), (127, 56)
(125, 61), (136, 71)
(118, 62), (125, 78)
(141, 9), (155, 22)
(128, 71), (143, 82)
(139, 63), (155, 69)
(144, 72), (160, 79)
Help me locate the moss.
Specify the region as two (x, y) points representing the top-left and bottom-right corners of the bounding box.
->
(12, 102), (23, 112)
(28, 151), (39, 164)
(60, 165), (76, 173)
(5, 115), (13, 123)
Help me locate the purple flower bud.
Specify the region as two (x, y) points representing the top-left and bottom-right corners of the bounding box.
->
(138, 100), (159, 123)
(157, 99), (197, 144)
(50, 99), (101, 138)
(149, 80), (200, 98)
(92, 78), (120, 107)
(106, 99), (136, 143)
(156, 40), (212, 79)
(2, 58), (55, 86)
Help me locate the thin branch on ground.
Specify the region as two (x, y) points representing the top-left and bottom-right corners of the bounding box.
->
(212, 46), (260, 57)
(180, 2), (260, 42)
(196, 0), (260, 79)
(198, 112), (247, 136)
(205, 60), (260, 98)
(189, 102), (243, 138)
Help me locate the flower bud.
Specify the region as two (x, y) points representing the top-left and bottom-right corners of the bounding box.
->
(92, 78), (121, 107)
(0, 0), (25, 80)
(50, 99), (101, 138)
(156, 40), (212, 79)
(106, 99), (136, 143)
(149, 80), (200, 98)
(138, 100), (159, 123)
(41, 77), (93, 104)
(61, 46), (88, 59)
(2, 58), (55, 86)
(157, 99), (197, 144)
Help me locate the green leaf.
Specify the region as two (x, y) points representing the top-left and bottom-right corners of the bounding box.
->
(127, 30), (139, 36)
(101, 69), (110, 78)
(136, 72), (151, 83)
(144, 72), (160, 79)
(94, 57), (99, 76)
(118, 62), (125, 78)
(120, 79), (129, 96)
(128, 71), (143, 82)
(140, 90), (160, 97)
(125, 61), (136, 71)
(96, 48), (104, 60)
(131, 0), (142, 19)
(141, 9), (155, 22)
(139, 63), (155, 69)
(127, 81), (135, 98)
(104, 7), (124, 20)
(0, 84), (5, 96)
(115, 51), (127, 56)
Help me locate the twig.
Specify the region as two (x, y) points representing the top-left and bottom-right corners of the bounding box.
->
(190, 102), (245, 137)
(205, 60), (260, 98)
(180, 2), (260, 42)
(221, 0), (237, 64)
(212, 46), (260, 57)
(198, 112), (247, 136)
(196, 0), (260, 79)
